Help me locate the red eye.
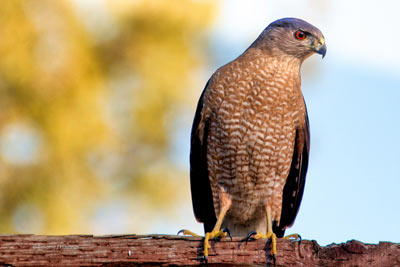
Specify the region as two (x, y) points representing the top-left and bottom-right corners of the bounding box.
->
(295, 30), (306, 40)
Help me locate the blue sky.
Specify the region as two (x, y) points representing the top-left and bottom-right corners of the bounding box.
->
(161, 0), (400, 246)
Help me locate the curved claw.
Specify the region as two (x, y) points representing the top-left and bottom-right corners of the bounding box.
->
(244, 230), (257, 244)
(222, 228), (232, 241)
(284, 233), (302, 241)
(176, 229), (201, 237)
(177, 229), (185, 236)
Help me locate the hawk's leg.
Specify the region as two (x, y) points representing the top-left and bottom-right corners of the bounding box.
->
(202, 191), (232, 260)
(244, 206), (278, 259)
(178, 191), (232, 261)
(244, 206), (302, 262)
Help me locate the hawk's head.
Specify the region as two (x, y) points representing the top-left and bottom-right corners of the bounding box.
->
(254, 18), (326, 60)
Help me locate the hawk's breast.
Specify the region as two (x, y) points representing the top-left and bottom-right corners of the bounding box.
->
(204, 55), (305, 223)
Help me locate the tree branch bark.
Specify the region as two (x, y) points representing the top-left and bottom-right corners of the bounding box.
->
(0, 234), (398, 266)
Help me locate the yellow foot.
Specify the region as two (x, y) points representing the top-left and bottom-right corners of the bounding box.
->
(245, 230), (278, 257)
(203, 228), (231, 259)
(283, 233), (301, 241)
(178, 228), (231, 261)
(177, 229), (201, 237)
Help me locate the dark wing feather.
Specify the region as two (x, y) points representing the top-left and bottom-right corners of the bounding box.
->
(273, 105), (310, 238)
(190, 80), (216, 233)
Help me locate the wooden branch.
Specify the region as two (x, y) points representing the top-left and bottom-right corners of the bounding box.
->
(0, 234), (398, 266)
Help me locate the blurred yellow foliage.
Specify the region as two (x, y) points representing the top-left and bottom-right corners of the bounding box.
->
(0, 0), (216, 234)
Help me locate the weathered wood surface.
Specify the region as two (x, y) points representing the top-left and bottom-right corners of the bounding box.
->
(0, 234), (398, 266)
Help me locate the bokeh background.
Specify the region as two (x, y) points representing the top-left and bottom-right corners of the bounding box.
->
(0, 0), (399, 246)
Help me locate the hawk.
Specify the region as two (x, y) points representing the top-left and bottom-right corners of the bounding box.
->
(180, 18), (326, 260)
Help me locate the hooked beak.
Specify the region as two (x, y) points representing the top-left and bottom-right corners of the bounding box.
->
(314, 38), (327, 58)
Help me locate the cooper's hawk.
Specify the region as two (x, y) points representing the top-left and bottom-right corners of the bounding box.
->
(180, 18), (326, 261)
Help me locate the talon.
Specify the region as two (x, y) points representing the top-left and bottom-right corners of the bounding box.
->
(272, 253), (276, 266)
(222, 228), (232, 241)
(203, 232), (211, 259)
(203, 228), (231, 259)
(244, 230), (257, 244)
(176, 229), (201, 237)
(244, 230), (277, 257)
(285, 234), (302, 256)
(283, 233), (301, 242)
(177, 229), (184, 235)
